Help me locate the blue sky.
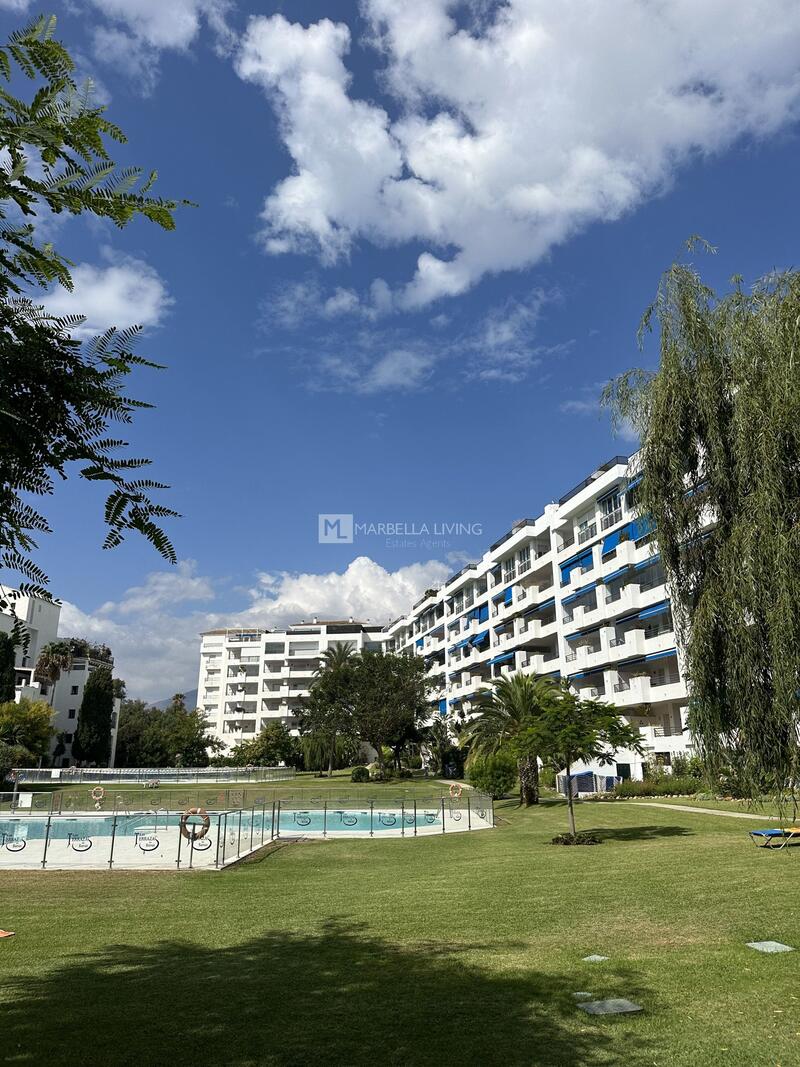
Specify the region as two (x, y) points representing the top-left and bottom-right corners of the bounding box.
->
(3, 1), (799, 698)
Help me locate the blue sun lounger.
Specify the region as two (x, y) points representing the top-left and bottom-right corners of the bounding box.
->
(749, 828), (800, 850)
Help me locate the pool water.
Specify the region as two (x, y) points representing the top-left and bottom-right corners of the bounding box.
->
(0, 807), (459, 846)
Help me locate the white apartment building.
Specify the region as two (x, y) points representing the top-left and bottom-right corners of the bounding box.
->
(383, 455), (690, 781)
(196, 619), (386, 750)
(0, 590), (120, 767)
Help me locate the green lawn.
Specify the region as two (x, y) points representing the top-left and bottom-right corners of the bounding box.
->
(1, 797), (798, 1066)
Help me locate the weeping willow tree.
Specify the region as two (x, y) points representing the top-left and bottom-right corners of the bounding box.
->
(603, 240), (800, 809)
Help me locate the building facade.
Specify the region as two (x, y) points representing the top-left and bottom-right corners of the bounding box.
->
(195, 454), (692, 779)
(196, 619), (386, 750)
(382, 455), (690, 781)
(1, 591), (120, 767)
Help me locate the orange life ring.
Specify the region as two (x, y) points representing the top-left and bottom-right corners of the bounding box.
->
(91, 786), (105, 801)
(180, 807), (211, 841)
(449, 783), (463, 799)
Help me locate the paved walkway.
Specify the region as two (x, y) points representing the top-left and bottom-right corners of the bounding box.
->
(634, 801), (777, 821)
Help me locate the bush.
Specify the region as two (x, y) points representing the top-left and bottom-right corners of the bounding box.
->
(614, 776), (700, 798)
(539, 766), (556, 789)
(550, 832), (601, 846)
(396, 767), (413, 779)
(407, 754), (422, 770)
(467, 750), (517, 799)
(350, 765), (370, 783)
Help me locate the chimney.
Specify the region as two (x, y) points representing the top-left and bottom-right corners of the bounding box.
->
(312, 616), (318, 624)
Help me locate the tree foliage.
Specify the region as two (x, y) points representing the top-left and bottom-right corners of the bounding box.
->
(0, 630), (17, 702)
(350, 651), (427, 768)
(464, 674), (559, 806)
(225, 721), (298, 769)
(467, 750), (518, 800)
(0, 695), (53, 756)
(530, 688), (645, 836)
(116, 695), (221, 767)
(72, 663), (113, 764)
(603, 243), (800, 806)
(0, 16), (185, 609)
(298, 642), (357, 776)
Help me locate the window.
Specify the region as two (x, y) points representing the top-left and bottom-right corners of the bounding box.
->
(70, 685), (79, 696)
(64, 732), (73, 743)
(601, 491), (620, 517)
(68, 709), (76, 719)
(517, 545), (531, 572)
(502, 557), (515, 582)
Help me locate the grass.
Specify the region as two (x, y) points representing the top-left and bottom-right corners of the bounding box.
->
(1, 796), (799, 1066)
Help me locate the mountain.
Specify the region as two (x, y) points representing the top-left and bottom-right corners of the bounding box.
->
(152, 688), (198, 711)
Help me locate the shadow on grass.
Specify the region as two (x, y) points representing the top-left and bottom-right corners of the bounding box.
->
(4, 919), (651, 1066)
(585, 824), (695, 843)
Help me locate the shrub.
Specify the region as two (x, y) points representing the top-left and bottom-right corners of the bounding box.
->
(467, 750), (517, 799)
(613, 776), (700, 798)
(407, 754), (423, 770)
(539, 766), (556, 789)
(550, 832), (601, 846)
(396, 767), (413, 779)
(351, 765), (370, 783)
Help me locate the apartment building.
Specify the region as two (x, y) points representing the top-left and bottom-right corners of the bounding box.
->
(0, 590), (121, 767)
(196, 619), (386, 750)
(383, 455), (689, 780)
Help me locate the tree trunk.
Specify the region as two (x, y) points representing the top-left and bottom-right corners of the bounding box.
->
(518, 754), (540, 806)
(565, 761), (577, 836)
(328, 738), (335, 778)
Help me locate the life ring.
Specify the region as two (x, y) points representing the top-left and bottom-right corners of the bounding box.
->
(449, 783), (463, 799)
(91, 786), (105, 801)
(180, 807), (210, 841)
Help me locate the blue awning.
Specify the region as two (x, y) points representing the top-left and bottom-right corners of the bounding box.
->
(471, 629), (489, 646)
(571, 671), (586, 679)
(524, 595), (555, 616)
(645, 648), (677, 662)
(634, 553), (660, 571)
(600, 565), (630, 584)
(455, 637), (472, 649)
(626, 474), (643, 493)
(629, 515), (655, 541)
(639, 600), (669, 620)
(438, 698), (447, 714)
(492, 588), (507, 602)
(430, 625), (444, 638)
(504, 587), (513, 606)
(415, 638), (424, 648)
(565, 630), (583, 642)
(447, 620), (460, 630)
(488, 652), (515, 666)
(476, 603), (489, 623)
(560, 549), (593, 584)
(562, 581), (597, 606)
(449, 696), (461, 705)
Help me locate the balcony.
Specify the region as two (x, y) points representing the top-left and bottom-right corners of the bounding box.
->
(601, 509), (623, 531)
(578, 523), (597, 545)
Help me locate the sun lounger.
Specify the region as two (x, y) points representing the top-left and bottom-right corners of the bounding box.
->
(749, 827), (800, 849)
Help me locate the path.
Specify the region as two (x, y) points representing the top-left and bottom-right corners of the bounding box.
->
(633, 801), (777, 821)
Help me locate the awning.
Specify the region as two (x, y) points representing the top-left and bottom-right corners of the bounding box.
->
(638, 600), (669, 620)
(645, 648), (677, 662)
(562, 581), (597, 606)
(488, 652), (515, 666)
(438, 699), (447, 714)
(629, 515), (655, 541)
(524, 595), (555, 615)
(471, 629), (489, 646)
(600, 565), (630, 584)
(415, 638), (424, 648)
(447, 620), (460, 630)
(476, 603), (489, 623)
(634, 553), (660, 571)
(560, 549), (593, 584)
(626, 474), (643, 493)
(503, 587), (513, 606)
(492, 588), (507, 602)
(455, 637), (472, 649)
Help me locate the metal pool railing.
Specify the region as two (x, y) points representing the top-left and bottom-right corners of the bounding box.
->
(11, 766), (295, 785)
(0, 792), (495, 870)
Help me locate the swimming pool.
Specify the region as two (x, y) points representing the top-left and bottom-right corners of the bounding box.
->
(0, 799), (494, 870)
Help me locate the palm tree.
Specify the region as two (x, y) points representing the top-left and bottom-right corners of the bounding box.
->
(463, 673), (558, 806)
(34, 640), (73, 710)
(312, 641), (357, 777)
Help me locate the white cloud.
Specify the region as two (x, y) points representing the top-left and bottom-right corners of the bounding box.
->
(561, 381), (639, 443)
(86, 0), (235, 92)
(0, 0), (32, 11)
(238, 2), (800, 306)
(41, 249), (172, 337)
(59, 556), (450, 702)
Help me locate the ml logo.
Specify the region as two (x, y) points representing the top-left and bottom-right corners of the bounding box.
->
(318, 514), (354, 544)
